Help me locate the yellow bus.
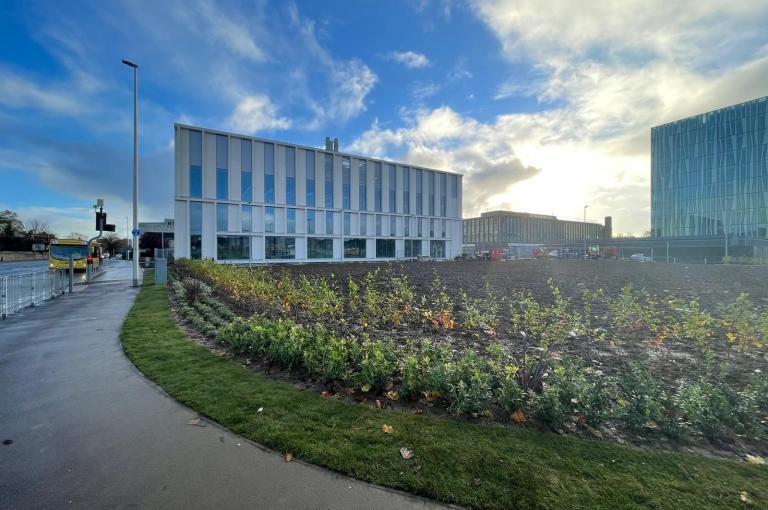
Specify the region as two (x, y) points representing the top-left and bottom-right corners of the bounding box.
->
(49, 239), (102, 272)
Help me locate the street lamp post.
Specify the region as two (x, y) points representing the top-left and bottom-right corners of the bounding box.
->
(122, 59), (139, 287)
(583, 205), (589, 258)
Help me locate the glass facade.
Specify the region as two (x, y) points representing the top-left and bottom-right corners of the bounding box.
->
(358, 160), (367, 211)
(265, 236), (295, 259)
(324, 153), (333, 209)
(651, 97), (768, 238)
(344, 238), (366, 258)
(342, 158), (351, 209)
(402, 167), (410, 214)
(242, 205), (252, 232)
(265, 206), (275, 233)
(190, 130), (202, 198)
(241, 139), (252, 201)
(216, 203), (228, 231)
(306, 150), (315, 207)
(307, 209), (316, 235)
(264, 142), (275, 204)
(376, 239), (395, 258)
(176, 126), (462, 262)
(374, 162), (382, 212)
(287, 208), (296, 234)
(415, 169), (423, 215)
(216, 135), (228, 200)
(190, 201), (202, 259)
(286, 146), (296, 206)
(389, 165), (396, 212)
(308, 238), (333, 259)
(217, 236), (249, 260)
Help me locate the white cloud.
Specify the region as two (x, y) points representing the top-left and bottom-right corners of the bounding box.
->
(0, 68), (87, 115)
(387, 51), (431, 69)
(348, 107), (541, 217)
(228, 95), (291, 133)
(452, 0), (768, 233)
(412, 82), (441, 101)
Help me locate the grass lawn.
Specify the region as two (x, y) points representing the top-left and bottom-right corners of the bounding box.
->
(120, 282), (768, 510)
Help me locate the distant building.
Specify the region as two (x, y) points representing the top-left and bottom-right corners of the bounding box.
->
(651, 96), (768, 239)
(173, 125), (463, 262)
(462, 210), (610, 256)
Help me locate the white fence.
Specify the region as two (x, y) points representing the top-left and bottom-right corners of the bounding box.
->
(1, 270), (68, 319)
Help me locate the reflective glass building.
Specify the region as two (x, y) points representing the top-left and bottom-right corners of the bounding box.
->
(173, 124), (463, 263)
(651, 96), (768, 238)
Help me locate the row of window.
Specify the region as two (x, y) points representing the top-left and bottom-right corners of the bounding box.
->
(192, 202), (450, 238)
(186, 130), (458, 216)
(190, 236), (445, 260)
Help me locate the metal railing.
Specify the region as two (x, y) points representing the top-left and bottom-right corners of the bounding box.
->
(1, 270), (68, 319)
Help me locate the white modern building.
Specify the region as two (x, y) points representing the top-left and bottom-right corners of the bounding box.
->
(173, 124), (463, 262)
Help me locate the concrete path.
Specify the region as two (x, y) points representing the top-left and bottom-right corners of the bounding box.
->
(0, 270), (447, 509)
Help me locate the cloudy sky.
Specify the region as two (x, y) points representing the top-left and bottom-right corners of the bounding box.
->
(1, 0), (767, 237)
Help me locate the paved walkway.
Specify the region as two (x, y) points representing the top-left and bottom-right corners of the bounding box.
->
(0, 269), (447, 509)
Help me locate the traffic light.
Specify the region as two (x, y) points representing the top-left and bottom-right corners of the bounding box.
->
(96, 211), (107, 230)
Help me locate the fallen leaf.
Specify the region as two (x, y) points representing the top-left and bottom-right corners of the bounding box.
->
(510, 410), (527, 424)
(385, 390), (399, 401)
(187, 418), (205, 427)
(400, 447), (414, 460)
(321, 391), (334, 399)
(740, 491), (752, 504)
(360, 384), (371, 393)
(285, 452), (294, 462)
(746, 454), (765, 465)
(257, 407), (263, 413)
(375, 399), (383, 410)
(382, 424), (393, 434)
(346, 387), (357, 395)
(422, 391), (438, 402)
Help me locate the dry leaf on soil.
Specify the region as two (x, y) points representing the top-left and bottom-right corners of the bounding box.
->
(740, 491), (752, 504)
(285, 452), (294, 462)
(375, 399), (383, 410)
(745, 454), (765, 465)
(385, 390), (399, 401)
(510, 410), (527, 424)
(382, 424), (393, 434)
(400, 447), (414, 460)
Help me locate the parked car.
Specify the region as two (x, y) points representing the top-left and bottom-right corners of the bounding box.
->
(629, 253), (653, 262)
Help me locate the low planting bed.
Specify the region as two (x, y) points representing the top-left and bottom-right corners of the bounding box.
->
(172, 259), (768, 462)
(123, 280), (768, 510)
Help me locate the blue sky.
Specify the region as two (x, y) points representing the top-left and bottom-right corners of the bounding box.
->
(1, 0), (768, 236)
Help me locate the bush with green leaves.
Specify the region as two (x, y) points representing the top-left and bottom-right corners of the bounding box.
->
(351, 337), (398, 391)
(444, 350), (494, 415)
(617, 362), (671, 432)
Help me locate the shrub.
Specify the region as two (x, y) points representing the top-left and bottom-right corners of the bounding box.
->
(302, 328), (351, 383)
(445, 350), (493, 415)
(264, 320), (307, 369)
(673, 377), (736, 440)
(351, 337), (397, 391)
(181, 277), (211, 303)
(617, 362), (670, 432)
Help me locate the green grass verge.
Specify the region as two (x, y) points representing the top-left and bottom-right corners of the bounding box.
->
(121, 283), (768, 510)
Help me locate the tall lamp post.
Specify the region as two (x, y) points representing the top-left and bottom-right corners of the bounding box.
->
(122, 59), (140, 287)
(583, 205), (589, 258)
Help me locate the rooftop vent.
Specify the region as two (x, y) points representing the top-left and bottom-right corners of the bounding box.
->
(324, 137), (340, 152)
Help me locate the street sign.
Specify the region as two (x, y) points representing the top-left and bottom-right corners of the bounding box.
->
(132, 228), (140, 236)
